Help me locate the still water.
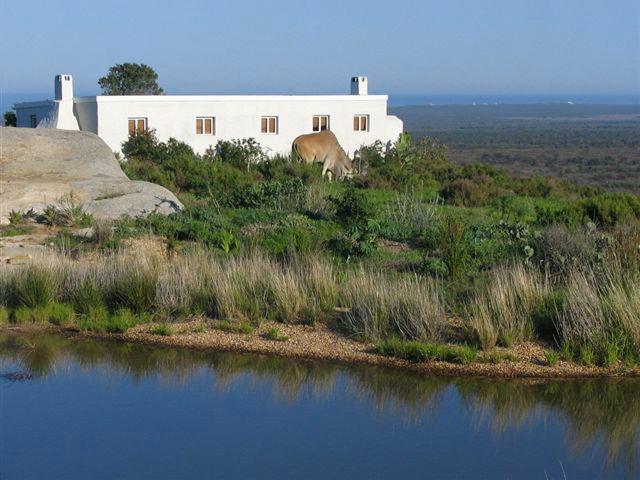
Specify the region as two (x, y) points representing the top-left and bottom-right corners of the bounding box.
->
(0, 333), (638, 480)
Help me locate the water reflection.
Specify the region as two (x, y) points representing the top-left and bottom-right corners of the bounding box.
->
(1, 332), (639, 477)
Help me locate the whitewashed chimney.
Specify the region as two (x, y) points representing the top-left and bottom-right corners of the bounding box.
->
(350, 76), (368, 95)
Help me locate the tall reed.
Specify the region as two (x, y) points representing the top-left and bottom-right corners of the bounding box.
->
(467, 265), (550, 350)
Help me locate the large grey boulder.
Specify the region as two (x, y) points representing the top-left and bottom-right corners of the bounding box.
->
(0, 127), (182, 224)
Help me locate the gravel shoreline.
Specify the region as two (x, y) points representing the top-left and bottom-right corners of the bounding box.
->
(3, 321), (639, 379)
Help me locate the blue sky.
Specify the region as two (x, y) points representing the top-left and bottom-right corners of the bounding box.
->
(1, 0), (638, 96)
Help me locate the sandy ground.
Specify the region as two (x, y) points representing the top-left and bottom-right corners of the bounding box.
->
(3, 321), (639, 379)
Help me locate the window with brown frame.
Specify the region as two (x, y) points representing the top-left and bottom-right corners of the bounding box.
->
(353, 114), (369, 132)
(312, 115), (329, 132)
(261, 116), (278, 134)
(196, 117), (215, 135)
(128, 118), (147, 136)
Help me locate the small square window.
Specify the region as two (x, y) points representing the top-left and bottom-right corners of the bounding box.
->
(312, 115), (329, 132)
(354, 114), (369, 132)
(128, 117), (147, 136)
(196, 117), (215, 135)
(261, 116), (278, 134)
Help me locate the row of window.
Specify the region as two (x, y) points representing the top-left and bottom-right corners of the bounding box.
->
(127, 114), (371, 136)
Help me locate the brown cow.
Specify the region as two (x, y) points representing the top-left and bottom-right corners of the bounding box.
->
(292, 130), (354, 180)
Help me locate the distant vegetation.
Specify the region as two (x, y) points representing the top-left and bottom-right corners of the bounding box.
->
(392, 104), (640, 193)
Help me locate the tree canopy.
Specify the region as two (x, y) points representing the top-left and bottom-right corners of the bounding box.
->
(98, 63), (164, 95)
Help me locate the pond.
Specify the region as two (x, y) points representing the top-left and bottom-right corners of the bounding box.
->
(0, 333), (638, 479)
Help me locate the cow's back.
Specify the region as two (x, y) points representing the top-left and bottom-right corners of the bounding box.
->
(293, 131), (340, 163)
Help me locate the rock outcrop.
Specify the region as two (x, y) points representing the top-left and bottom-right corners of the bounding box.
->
(0, 127), (182, 223)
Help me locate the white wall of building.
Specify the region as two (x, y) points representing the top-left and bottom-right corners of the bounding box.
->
(15, 74), (403, 157)
(90, 95), (402, 155)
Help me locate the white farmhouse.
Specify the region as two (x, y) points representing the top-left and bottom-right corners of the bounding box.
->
(14, 75), (403, 156)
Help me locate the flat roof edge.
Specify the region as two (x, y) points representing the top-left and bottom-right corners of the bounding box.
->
(80, 94), (389, 102)
(13, 99), (54, 108)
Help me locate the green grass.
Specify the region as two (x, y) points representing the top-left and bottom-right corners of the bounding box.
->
(377, 337), (478, 364)
(76, 307), (141, 334)
(149, 324), (173, 336)
(214, 320), (255, 334)
(545, 349), (560, 367)
(10, 268), (57, 308)
(264, 327), (288, 342)
(0, 306), (9, 324)
(46, 303), (75, 325)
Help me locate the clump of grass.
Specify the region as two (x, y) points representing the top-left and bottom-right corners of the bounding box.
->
(485, 351), (519, 364)
(10, 267), (57, 308)
(264, 327), (288, 342)
(556, 265), (640, 366)
(8, 209), (25, 225)
(76, 306), (110, 331)
(0, 306), (9, 324)
(106, 265), (158, 314)
(76, 307), (141, 334)
(45, 303), (75, 325)
(467, 265), (550, 350)
(214, 320), (254, 334)
(378, 337), (477, 364)
(545, 349), (560, 367)
(340, 271), (445, 342)
(150, 324), (173, 336)
(106, 309), (142, 333)
(12, 306), (42, 324)
(71, 277), (103, 315)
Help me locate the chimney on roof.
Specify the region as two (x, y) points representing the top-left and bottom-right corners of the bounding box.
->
(54, 74), (74, 101)
(350, 76), (368, 95)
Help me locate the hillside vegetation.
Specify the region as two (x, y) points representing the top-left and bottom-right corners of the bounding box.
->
(2, 128), (640, 370)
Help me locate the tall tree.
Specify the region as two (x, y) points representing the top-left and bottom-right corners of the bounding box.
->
(3, 111), (16, 127)
(98, 63), (164, 95)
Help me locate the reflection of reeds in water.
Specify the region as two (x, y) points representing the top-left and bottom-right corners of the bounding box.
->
(458, 378), (640, 478)
(1, 333), (638, 476)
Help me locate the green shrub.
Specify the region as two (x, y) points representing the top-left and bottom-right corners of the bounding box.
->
(578, 193), (640, 226)
(333, 184), (374, 228)
(233, 178), (306, 210)
(8, 210), (25, 225)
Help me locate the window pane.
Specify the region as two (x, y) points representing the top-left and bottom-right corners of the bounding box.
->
(354, 116), (360, 131)
(128, 119), (135, 135)
(269, 117), (276, 133)
(204, 118), (212, 134)
(362, 116), (367, 131)
(320, 116), (327, 130)
(261, 117), (268, 133)
(312, 116), (319, 131)
(137, 119), (145, 132)
(196, 118), (203, 134)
